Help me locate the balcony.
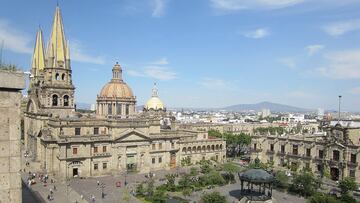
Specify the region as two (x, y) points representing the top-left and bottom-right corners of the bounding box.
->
(314, 156), (325, 162)
(302, 155), (312, 160)
(347, 161), (358, 168)
(266, 150), (275, 155)
(93, 152), (111, 157)
(286, 152), (302, 158)
(250, 148), (263, 153)
(277, 151), (286, 156)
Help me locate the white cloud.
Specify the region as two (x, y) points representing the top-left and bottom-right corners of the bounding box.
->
(127, 57), (177, 80)
(323, 19), (360, 36)
(278, 57), (296, 69)
(199, 77), (227, 89)
(316, 50), (360, 79)
(144, 66), (177, 80)
(151, 0), (167, 17)
(0, 19), (32, 54)
(306, 44), (325, 56)
(127, 70), (145, 77)
(211, 0), (305, 11)
(243, 28), (269, 39)
(70, 41), (105, 65)
(349, 87), (360, 95)
(149, 57), (169, 65)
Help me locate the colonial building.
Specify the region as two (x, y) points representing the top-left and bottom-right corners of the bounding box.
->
(24, 6), (225, 180)
(250, 121), (360, 183)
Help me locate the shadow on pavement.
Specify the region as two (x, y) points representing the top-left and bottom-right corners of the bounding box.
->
(22, 180), (46, 203)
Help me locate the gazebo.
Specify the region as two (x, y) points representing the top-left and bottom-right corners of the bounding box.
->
(238, 168), (274, 201)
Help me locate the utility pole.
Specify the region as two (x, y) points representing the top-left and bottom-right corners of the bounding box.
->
(338, 95), (342, 123)
(0, 40), (4, 67)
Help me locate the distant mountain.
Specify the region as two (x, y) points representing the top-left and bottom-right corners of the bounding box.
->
(76, 102), (91, 110)
(224, 101), (312, 113)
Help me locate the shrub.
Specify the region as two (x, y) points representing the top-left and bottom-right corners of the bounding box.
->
(201, 191), (227, 203)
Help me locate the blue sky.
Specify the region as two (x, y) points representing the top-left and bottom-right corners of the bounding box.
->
(1, 0), (360, 111)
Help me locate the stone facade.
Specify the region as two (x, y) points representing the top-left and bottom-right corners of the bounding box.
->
(0, 70), (25, 203)
(250, 123), (360, 183)
(24, 6), (226, 180)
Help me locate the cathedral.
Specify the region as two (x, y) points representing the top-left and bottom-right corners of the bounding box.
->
(24, 6), (225, 179)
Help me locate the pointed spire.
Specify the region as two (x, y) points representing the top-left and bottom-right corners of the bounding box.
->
(152, 83), (158, 97)
(31, 28), (45, 76)
(46, 6), (68, 68)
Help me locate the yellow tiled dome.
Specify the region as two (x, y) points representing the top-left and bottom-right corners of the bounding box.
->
(145, 97), (164, 110)
(144, 83), (165, 111)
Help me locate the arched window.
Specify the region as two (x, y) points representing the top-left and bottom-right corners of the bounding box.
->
(216, 145), (219, 150)
(202, 146), (206, 151)
(62, 73), (65, 80)
(192, 146), (197, 153)
(207, 145), (211, 151)
(63, 95), (69, 106)
(187, 147), (192, 153)
(211, 145), (215, 151)
(220, 144), (223, 150)
(52, 95), (58, 106)
(55, 73), (60, 80)
(197, 146), (201, 152)
(182, 147), (186, 153)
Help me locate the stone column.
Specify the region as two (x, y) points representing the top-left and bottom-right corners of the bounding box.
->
(0, 70), (25, 203)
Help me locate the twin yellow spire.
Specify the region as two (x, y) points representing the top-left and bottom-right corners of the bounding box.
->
(31, 29), (45, 76)
(31, 6), (70, 76)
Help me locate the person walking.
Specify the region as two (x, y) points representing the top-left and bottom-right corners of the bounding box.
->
(97, 180), (100, 186)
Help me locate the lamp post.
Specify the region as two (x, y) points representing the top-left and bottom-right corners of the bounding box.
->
(338, 95), (342, 123)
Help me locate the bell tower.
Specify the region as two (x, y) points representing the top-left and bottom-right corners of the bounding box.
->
(28, 6), (75, 117)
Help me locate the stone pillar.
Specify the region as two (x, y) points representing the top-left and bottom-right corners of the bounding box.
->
(0, 70), (25, 203)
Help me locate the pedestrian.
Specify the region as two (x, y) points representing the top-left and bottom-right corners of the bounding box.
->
(80, 194), (84, 200)
(53, 185), (56, 191)
(50, 188), (53, 195)
(91, 194), (95, 202)
(47, 194), (50, 200)
(97, 180), (100, 186)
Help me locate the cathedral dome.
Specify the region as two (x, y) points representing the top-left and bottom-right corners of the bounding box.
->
(98, 63), (135, 100)
(144, 83), (165, 111)
(99, 82), (134, 99)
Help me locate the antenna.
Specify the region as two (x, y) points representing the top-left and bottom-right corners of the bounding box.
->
(0, 40), (4, 67)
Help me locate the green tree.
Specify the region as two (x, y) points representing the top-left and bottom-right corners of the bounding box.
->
(178, 174), (191, 189)
(190, 167), (199, 176)
(165, 174), (176, 192)
(339, 177), (357, 195)
(340, 193), (357, 203)
(274, 171), (289, 190)
(201, 192), (227, 203)
(146, 178), (155, 197)
(308, 192), (339, 203)
(136, 183), (145, 197)
(200, 160), (212, 174)
(222, 163), (240, 183)
(289, 170), (320, 197)
(151, 189), (167, 203)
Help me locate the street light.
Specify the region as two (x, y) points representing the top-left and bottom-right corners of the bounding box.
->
(338, 95), (342, 123)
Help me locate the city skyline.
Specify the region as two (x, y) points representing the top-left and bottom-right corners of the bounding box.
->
(1, 0), (360, 111)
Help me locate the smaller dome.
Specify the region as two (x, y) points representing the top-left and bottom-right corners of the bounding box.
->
(144, 83), (165, 111)
(145, 97), (164, 110)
